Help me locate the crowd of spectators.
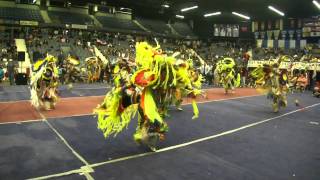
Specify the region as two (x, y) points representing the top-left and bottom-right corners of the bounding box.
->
(0, 27), (319, 88)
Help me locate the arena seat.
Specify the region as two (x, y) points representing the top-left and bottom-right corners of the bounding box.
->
(171, 22), (196, 37)
(48, 11), (94, 25)
(96, 16), (144, 33)
(0, 7), (43, 22)
(136, 18), (173, 36)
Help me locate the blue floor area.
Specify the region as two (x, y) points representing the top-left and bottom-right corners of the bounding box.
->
(92, 107), (320, 180)
(0, 92), (319, 179)
(0, 122), (84, 179)
(47, 92), (319, 164)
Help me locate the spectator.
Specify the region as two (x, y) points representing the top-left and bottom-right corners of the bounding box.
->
(7, 59), (15, 85)
(0, 65), (4, 82)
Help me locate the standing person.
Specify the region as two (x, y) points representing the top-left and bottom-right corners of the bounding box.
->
(105, 63), (112, 84)
(215, 58), (241, 94)
(99, 62), (105, 83)
(206, 63), (213, 85)
(200, 63), (209, 85)
(57, 51), (64, 67)
(7, 59), (15, 85)
(0, 65), (4, 83)
(241, 67), (248, 87)
(30, 55), (59, 110)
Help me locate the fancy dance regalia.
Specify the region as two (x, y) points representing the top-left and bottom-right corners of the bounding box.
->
(30, 55), (59, 110)
(250, 60), (289, 112)
(215, 58), (240, 94)
(94, 42), (203, 151)
(64, 55), (82, 83)
(85, 57), (102, 83)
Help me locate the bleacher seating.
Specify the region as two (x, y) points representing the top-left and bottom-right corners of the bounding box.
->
(137, 18), (173, 36)
(48, 11), (93, 25)
(96, 16), (144, 32)
(172, 22), (196, 37)
(0, 7), (43, 22)
(27, 33), (93, 64)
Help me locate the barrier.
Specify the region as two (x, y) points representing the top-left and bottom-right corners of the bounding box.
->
(247, 60), (320, 70)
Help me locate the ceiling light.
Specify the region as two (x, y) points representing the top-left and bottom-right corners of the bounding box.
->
(176, 15), (184, 19)
(181, 5), (198, 12)
(232, 12), (250, 20)
(120, 7), (130, 10)
(268, 6), (285, 16)
(313, 0), (320, 9)
(204, 12), (221, 17)
(162, 4), (170, 8)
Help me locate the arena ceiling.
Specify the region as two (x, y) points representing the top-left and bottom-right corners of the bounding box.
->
(78, 0), (319, 21)
(36, 0), (319, 22)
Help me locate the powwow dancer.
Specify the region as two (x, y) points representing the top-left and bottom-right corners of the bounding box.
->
(30, 55), (59, 110)
(250, 58), (289, 113)
(215, 57), (240, 94)
(94, 41), (203, 151)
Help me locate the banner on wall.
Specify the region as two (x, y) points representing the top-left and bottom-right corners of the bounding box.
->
(260, 31), (266, 39)
(275, 19), (280, 29)
(0, 19), (19, 25)
(19, 20), (39, 26)
(254, 32), (259, 39)
(298, 19), (302, 28)
(290, 19), (295, 28)
(255, 39), (307, 49)
(261, 21), (265, 31)
(213, 24), (239, 37)
(248, 60), (320, 70)
(302, 16), (320, 37)
(267, 30), (273, 39)
(288, 30), (295, 39)
(273, 30), (280, 40)
(252, 21), (259, 32)
(268, 20), (272, 30)
(281, 30), (287, 39)
(71, 24), (88, 30)
(296, 29), (302, 40)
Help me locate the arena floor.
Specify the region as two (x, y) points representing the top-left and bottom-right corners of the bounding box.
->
(0, 85), (319, 180)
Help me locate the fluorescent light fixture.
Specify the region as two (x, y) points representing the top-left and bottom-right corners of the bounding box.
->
(181, 5), (198, 12)
(176, 15), (185, 19)
(232, 12), (250, 20)
(313, 0), (320, 9)
(268, 6), (285, 16)
(162, 4), (170, 8)
(120, 7), (131, 11)
(117, 11), (132, 15)
(204, 12), (221, 17)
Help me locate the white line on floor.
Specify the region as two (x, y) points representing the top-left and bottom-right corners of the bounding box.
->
(34, 111), (94, 180)
(28, 102), (320, 180)
(0, 95), (104, 104)
(69, 87), (109, 90)
(0, 119), (42, 125)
